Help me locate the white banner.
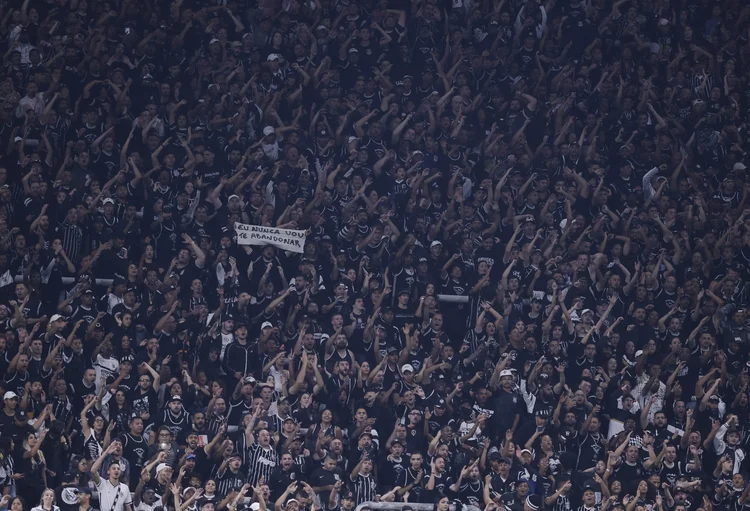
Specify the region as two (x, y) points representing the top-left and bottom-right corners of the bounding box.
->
(234, 223), (307, 253)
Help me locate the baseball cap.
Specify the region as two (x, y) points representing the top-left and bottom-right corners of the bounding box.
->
(156, 463), (171, 474)
(401, 364), (415, 373)
(263, 126), (275, 136)
(499, 369), (513, 378)
(734, 162), (747, 171)
(50, 314), (65, 322)
(3, 391), (17, 400)
(342, 492), (355, 501)
(75, 487), (93, 495)
(430, 240), (443, 248)
(267, 54), (280, 62)
(261, 321), (273, 329)
(168, 395), (182, 403)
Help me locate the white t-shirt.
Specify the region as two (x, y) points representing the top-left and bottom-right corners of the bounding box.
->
(96, 478), (133, 511)
(94, 355), (119, 394)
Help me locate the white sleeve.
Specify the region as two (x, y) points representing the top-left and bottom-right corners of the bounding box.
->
(713, 423), (728, 454)
(123, 484), (133, 505)
(642, 167), (659, 204)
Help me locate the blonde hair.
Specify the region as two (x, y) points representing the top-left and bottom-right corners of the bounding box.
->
(23, 434), (47, 469)
(38, 488), (55, 506)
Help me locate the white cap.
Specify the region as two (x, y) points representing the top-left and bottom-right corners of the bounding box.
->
(156, 463), (171, 474)
(267, 53), (280, 61)
(228, 194), (240, 201)
(658, 18), (669, 26)
(250, 504), (261, 511)
(103, 198), (114, 205)
(734, 162), (747, 171)
(261, 321), (273, 329)
(3, 391), (18, 400)
(209, 38), (220, 45)
(401, 364), (414, 373)
(430, 240), (443, 248)
(499, 369), (514, 378)
(50, 314), (65, 322)
(581, 309), (593, 315)
(263, 126), (275, 136)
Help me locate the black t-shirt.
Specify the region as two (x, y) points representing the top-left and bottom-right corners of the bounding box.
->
(0, 408), (26, 440)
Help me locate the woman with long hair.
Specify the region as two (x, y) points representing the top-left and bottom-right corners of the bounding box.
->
(80, 396), (106, 460)
(432, 496), (450, 511)
(0, 496), (26, 511)
(15, 430), (47, 506)
(30, 489), (59, 511)
(105, 389), (132, 433)
(306, 409), (342, 445)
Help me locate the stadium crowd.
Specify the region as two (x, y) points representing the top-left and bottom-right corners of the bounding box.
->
(0, 0), (749, 511)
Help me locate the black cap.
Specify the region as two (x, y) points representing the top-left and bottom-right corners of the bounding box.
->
(435, 399), (446, 408)
(75, 487), (93, 495)
(342, 492), (355, 501)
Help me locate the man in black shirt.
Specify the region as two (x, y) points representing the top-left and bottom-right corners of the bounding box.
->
(0, 391), (25, 441)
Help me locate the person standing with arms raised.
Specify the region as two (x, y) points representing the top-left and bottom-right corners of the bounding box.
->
(89, 443), (133, 511)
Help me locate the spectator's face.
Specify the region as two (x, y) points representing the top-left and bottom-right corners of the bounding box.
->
(282, 454), (294, 469)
